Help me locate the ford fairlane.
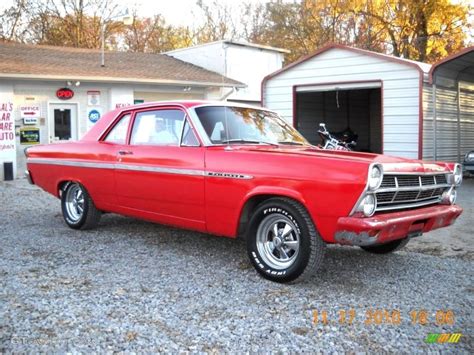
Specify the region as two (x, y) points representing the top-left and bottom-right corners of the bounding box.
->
(25, 101), (463, 282)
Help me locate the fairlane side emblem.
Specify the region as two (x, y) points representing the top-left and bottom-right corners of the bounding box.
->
(206, 171), (253, 180)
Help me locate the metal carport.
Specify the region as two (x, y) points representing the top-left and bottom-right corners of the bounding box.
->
(424, 47), (474, 163)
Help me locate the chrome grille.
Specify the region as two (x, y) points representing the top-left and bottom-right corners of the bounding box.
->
(435, 175), (447, 184)
(375, 174), (450, 212)
(380, 176), (396, 188)
(396, 175), (420, 187)
(420, 176), (434, 185)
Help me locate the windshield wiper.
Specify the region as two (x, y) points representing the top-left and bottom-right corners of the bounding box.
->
(220, 139), (279, 147)
(278, 141), (306, 146)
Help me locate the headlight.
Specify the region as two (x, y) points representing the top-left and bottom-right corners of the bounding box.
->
(450, 189), (457, 204)
(465, 151), (474, 162)
(441, 188), (457, 205)
(453, 163), (462, 186)
(356, 194), (377, 217)
(368, 165), (383, 191)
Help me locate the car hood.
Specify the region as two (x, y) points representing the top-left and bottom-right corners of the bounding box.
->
(220, 145), (453, 174)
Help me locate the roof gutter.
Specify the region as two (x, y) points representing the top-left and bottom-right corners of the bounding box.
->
(0, 73), (246, 88)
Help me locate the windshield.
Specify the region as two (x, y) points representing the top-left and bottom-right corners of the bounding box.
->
(194, 106), (309, 146)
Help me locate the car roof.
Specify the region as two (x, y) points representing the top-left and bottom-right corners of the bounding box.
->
(115, 100), (271, 113)
(81, 100), (277, 142)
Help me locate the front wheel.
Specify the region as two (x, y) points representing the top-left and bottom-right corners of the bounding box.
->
(246, 198), (326, 283)
(61, 182), (101, 230)
(360, 238), (409, 254)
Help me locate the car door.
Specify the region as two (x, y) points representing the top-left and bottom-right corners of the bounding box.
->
(89, 112), (132, 208)
(114, 107), (206, 231)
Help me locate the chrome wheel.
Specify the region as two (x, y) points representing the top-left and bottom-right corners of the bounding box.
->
(65, 184), (85, 222)
(256, 214), (300, 270)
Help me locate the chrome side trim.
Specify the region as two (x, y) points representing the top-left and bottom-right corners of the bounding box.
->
(27, 158), (115, 170)
(115, 164), (204, 176)
(27, 158), (253, 179)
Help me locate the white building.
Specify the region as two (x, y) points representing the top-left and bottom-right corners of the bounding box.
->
(166, 40), (289, 105)
(262, 44), (474, 161)
(0, 42), (244, 180)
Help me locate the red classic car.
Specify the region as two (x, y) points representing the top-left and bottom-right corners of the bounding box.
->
(25, 101), (463, 283)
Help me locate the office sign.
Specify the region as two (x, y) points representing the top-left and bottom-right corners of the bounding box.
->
(20, 104), (41, 118)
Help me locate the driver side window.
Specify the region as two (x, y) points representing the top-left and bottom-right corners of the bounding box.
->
(130, 109), (185, 146)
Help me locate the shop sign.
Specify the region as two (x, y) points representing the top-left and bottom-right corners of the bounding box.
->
(20, 127), (40, 145)
(87, 91), (101, 106)
(56, 88), (74, 100)
(23, 117), (38, 125)
(88, 109), (101, 123)
(20, 104), (41, 118)
(115, 103), (131, 109)
(0, 102), (15, 153)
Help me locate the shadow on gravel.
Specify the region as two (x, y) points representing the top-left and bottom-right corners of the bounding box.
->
(75, 213), (459, 292)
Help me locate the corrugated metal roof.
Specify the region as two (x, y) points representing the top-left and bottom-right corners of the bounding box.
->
(262, 44), (433, 85)
(429, 46), (474, 83)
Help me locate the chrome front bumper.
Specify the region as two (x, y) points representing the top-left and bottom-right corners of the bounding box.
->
(335, 204), (463, 246)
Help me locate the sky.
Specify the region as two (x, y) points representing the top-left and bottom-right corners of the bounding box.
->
(0, 0), (273, 27)
(122, 0), (271, 26)
(1, 0), (471, 40)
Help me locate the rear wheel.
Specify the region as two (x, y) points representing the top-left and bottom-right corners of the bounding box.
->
(360, 238), (409, 254)
(61, 182), (101, 230)
(246, 197), (325, 283)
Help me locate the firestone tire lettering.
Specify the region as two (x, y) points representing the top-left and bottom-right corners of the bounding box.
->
(247, 197), (326, 283)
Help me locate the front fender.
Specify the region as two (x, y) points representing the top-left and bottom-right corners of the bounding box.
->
(242, 185), (307, 206)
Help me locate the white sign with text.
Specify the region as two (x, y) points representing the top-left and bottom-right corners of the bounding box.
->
(20, 104), (41, 118)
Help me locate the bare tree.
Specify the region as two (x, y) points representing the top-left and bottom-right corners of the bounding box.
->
(0, 0), (34, 42)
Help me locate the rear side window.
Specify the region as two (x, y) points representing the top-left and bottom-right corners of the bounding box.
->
(104, 114), (131, 144)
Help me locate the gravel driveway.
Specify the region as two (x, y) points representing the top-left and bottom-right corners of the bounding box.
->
(0, 178), (472, 353)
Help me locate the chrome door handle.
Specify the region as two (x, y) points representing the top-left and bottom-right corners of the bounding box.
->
(118, 150), (133, 155)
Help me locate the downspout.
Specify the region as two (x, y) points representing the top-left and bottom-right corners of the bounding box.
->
(457, 81), (461, 163)
(219, 41), (232, 101)
(432, 82), (437, 160)
(219, 87), (235, 100)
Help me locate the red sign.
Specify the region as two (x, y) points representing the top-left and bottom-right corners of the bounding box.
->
(56, 88), (74, 100)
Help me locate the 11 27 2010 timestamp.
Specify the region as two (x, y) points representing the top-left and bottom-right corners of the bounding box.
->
(312, 309), (456, 326)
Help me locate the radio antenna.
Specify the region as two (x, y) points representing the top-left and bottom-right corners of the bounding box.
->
(223, 44), (231, 150)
